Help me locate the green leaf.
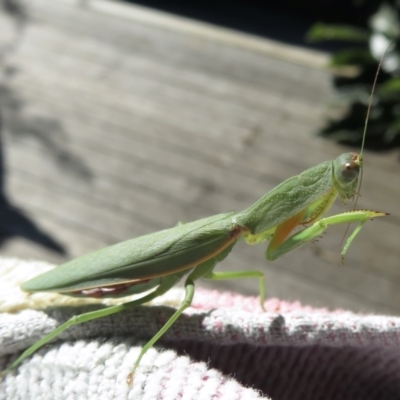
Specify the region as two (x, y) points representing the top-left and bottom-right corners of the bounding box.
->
(330, 48), (375, 66)
(306, 23), (370, 42)
(379, 78), (400, 94)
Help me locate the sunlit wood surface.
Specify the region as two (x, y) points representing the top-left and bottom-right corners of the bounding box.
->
(0, 0), (399, 314)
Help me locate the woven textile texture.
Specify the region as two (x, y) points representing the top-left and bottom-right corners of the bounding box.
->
(1, 258), (400, 400)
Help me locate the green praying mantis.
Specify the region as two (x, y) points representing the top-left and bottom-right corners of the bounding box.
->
(0, 61), (388, 385)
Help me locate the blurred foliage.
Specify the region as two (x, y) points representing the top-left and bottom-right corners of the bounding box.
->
(307, 2), (400, 150)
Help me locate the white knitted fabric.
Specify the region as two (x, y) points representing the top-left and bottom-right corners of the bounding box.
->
(1, 258), (400, 400)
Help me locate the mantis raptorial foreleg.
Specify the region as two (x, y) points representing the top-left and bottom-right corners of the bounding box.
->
(265, 210), (385, 261)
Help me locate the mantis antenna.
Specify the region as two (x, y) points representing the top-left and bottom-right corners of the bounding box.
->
(355, 42), (394, 207)
(339, 43), (393, 260)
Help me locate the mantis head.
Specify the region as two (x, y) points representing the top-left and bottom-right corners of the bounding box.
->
(333, 152), (362, 202)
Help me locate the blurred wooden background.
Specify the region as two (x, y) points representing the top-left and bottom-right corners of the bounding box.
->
(0, 0), (399, 314)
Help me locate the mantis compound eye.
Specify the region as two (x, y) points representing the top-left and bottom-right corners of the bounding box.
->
(341, 160), (360, 183)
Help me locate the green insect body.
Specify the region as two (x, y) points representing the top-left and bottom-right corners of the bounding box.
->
(0, 148), (386, 383)
(20, 153), (363, 294)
